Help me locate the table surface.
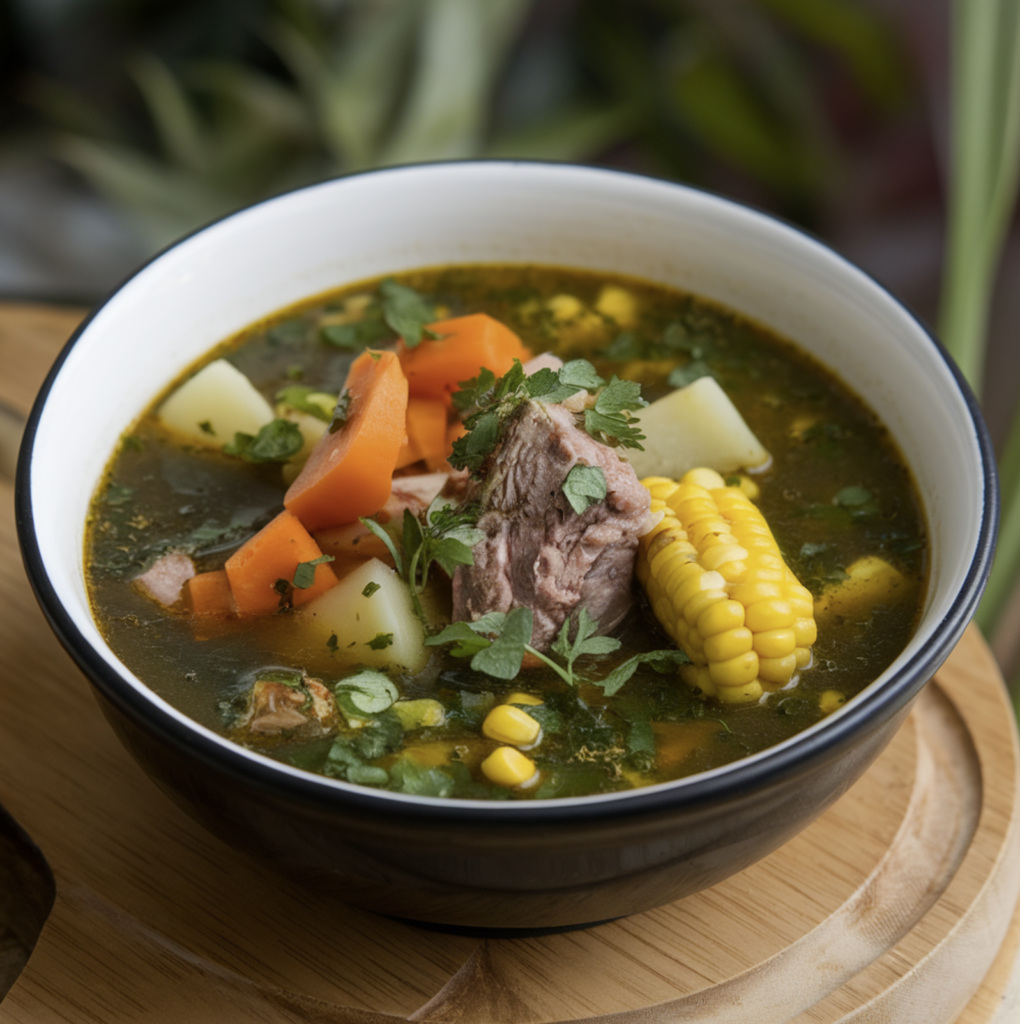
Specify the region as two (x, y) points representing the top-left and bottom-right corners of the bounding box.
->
(1, 302), (1020, 1024)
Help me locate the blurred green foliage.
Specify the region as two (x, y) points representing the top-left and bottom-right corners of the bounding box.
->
(8, 0), (908, 249)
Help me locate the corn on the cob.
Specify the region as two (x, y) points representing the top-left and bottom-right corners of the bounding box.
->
(637, 469), (816, 704)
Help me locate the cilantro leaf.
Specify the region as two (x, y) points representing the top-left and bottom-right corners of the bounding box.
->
(470, 606), (533, 680)
(224, 419), (304, 462)
(562, 464), (607, 515)
(293, 553), (335, 589)
(595, 649), (689, 697)
(334, 669), (399, 714)
(321, 316), (389, 351)
(366, 632), (394, 650)
(379, 278), (439, 348)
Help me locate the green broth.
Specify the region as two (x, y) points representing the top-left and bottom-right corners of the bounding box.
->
(85, 265), (927, 799)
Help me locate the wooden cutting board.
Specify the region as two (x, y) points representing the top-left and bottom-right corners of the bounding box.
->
(1, 302), (1019, 1024)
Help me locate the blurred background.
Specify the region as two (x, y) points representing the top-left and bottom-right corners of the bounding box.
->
(1, 0), (1018, 677)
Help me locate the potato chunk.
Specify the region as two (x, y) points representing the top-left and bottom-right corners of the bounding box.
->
(298, 558), (428, 673)
(625, 376), (769, 481)
(158, 358), (274, 448)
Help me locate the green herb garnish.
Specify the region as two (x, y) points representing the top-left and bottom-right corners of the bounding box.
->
(561, 464), (607, 514)
(293, 553), (335, 589)
(379, 278), (439, 348)
(224, 419), (304, 462)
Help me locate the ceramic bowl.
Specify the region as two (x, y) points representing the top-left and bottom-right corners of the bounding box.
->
(16, 162), (997, 931)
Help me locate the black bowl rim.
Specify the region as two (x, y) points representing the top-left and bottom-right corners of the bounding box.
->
(14, 159), (1000, 826)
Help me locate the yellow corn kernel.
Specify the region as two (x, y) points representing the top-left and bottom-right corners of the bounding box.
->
(594, 285), (638, 326)
(681, 467), (726, 490)
(683, 587), (729, 627)
(744, 598), (794, 632)
(698, 599), (745, 637)
(681, 664), (717, 697)
(481, 747), (538, 788)
(505, 691), (543, 706)
(709, 650), (759, 688)
(716, 679), (764, 704)
(704, 627), (753, 663)
(547, 293), (584, 321)
(700, 544), (749, 571)
(729, 580), (784, 607)
(752, 628), (797, 659)
(819, 690), (846, 715)
(794, 617), (818, 647)
(795, 646), (812, 669)
(482, 705), (541, 747)
(758, 653), (798, 685)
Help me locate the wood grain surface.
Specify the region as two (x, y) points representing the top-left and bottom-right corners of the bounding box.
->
(1, 302), (1019, 1023)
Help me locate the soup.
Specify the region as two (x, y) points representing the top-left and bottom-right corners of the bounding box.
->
(85, 265), (927, 800)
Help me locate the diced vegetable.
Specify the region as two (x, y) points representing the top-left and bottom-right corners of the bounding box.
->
(284, 350), (409, 530)
(396, 313), (532, 401)
(157, 359), (274, 448)
(224, 509), (339, 615)
(482, 705), (541, 747)
(395, 397), (449, 470)
(480, 746), (538, 788)
(594, 285), (638, 327)
(637, 470), (817, 704)
(298, 557), (429, 673)
(184, 569), (235, 616)
(625, 376), (769, 481)
(392, 699), (446, 729)
(814, 556), (908, 620)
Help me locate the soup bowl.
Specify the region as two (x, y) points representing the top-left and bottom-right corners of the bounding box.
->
(16, 161), (997, 931)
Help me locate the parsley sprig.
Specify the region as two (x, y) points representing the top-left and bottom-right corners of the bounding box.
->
(360, 497), (484, 624)
(449, 359), (647, 478)
(426, 607), (687, 696)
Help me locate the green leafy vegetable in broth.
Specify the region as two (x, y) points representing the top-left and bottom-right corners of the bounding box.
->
(84, 265), (928, 800)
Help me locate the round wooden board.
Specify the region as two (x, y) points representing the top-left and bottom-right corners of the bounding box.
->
(1, 303), (1018, 1024)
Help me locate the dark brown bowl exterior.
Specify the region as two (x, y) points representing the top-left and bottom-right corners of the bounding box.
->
(93, 680), (913, 931)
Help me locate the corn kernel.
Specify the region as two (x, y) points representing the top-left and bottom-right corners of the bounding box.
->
(758, 653), (798, 685)
(715, 679), (764, 704)
(794, 617), (818, 646)
(682, 467), (726, 490)
(481, 747), (539, 788)
(704, 627), (753, 663)
(547, 293), (583, 321)
(709, 650), (759, 688)
(701, 544), (749, 571)
(795, 646), (812, 669)
(683, 587), (729, 627)
(594, 285), (638, 326)
(819, 690), (846, 715)
(752, 628), (797, 659)
(483, 705), (542, 748)
(681, 664), (717, 697)
(698, 599), (745, 637)
(745, 599), (794, 632)
(730, 581), (784, 606)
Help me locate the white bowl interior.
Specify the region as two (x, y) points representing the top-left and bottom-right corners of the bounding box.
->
(26, 163), (987, 803)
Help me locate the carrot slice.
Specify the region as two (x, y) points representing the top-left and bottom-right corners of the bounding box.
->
(395, 396), (449, 470)
(225, 509), (339, 615)
(397, 313), (532, 401)
(284, 350), (409, 530)
(185, 569), (235, 617)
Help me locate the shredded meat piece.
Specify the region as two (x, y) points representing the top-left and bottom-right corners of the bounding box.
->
(133, 552), (195, 607)
(238, 677), (337, 738)
(452, 401), (651, 650)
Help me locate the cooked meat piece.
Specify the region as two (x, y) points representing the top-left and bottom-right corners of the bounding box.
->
(452, 401), (651, 650)
(133, 551), (195, 607)
(238, 677), (337, 738)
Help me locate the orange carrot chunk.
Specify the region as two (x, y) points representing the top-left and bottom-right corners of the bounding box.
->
(225, 509), (339, 615)
(397, 313), (531, 401)
(185, 569), (236, 617)
(284, 350), (409, 530)
(395, 396), (449, 471)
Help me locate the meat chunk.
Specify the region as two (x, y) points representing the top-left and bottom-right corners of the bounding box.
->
(452, 401), (651, 650)
(236, 676), (337, 739)
(133, 552), (195, 607)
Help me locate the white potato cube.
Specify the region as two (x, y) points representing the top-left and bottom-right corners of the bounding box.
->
(626, 376), (769, 481)
(157, 359), (274, 448)
(298, 559), (428, 673)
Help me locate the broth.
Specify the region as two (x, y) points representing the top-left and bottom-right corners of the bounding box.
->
(85, 265), (927, 800)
